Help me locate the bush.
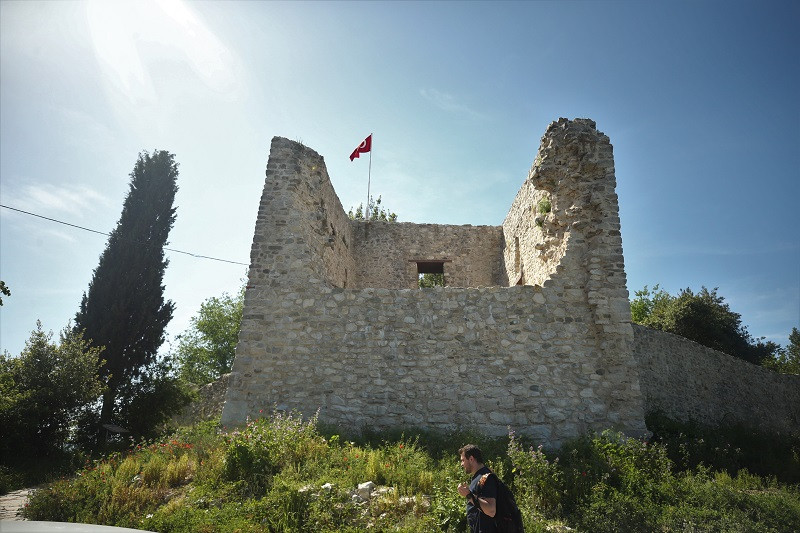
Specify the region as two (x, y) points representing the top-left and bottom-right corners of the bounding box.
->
(24, 437), (196, 524)
(222, 410), (327, 494)
(0, 322), (103, 478)
(647, 412), (800, 483)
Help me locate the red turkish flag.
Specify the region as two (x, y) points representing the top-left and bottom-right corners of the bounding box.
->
(349, 134), (372, 161)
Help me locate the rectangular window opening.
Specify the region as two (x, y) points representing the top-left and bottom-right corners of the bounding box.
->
(416, 260), (446, 288)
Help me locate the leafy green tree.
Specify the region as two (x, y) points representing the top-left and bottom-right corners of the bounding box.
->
(112, 357), (193, 440)
(348, 195), (398, 222)
(630, 284), (673, 324)
(0, 322), (103, 462)
(74, 150), (179, 436)
(175, 286), (244, 385)
(0, 280), (9, 305)
(764, 327), (800, 375)
(630, 285), (779, 365)
(419, 273), (445, 288)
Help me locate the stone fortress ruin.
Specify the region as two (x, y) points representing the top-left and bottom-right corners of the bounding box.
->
(220, 118), (799, 446)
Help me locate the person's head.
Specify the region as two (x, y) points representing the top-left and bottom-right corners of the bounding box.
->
(459, 444), (484, 474)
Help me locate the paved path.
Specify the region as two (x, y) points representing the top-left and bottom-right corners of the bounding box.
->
(0, 488), (33, 520)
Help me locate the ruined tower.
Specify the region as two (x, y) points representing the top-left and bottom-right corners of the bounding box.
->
(221, 118), (650, 446)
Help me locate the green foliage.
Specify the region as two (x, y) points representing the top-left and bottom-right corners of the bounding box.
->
(22, 416), (800, 532)
(348, 195), (398, 222)
(764, 327), (800, 375)
(222, 410), (328, 495)
(508, 437), (564, 518)
(175, 286), (244, 385)
(630, 284), (779, 365)
(0, 280), (9, 305)
(535, 196), (552, 228)
(419, 273), (445, 288)
(630, 284), (673, 324)
(75, 150), (180, 440)
(510, 428), (800, 532)
(0, 322), (103, 464)
(24, 437), (198, 525)
(537, 196), (551, 215)
(0, 465), (24, 494)
(646, 412), (800, 483)
(114, 357), (194, 440)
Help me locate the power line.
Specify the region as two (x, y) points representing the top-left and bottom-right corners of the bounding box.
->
(1, 204), (249, 267)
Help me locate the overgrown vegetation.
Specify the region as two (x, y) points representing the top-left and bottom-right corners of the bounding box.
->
(347, 195), (398, 222)
(0, 321), (192, 493)
(22, 412), (800, 532)
(537, 196), (551, 215)
(174, 285), (245, 386)
(535, 196), (551, 228)
(0, 322), (103, 487)
(763, 327), (800, 375)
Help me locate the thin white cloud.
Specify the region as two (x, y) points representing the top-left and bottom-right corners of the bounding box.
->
(420, 88), (485, 119)
(7, 183), (111, 219)
(39, 227), (79, 244)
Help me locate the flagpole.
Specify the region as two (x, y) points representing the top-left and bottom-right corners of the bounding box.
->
(366, 133), (372, 221)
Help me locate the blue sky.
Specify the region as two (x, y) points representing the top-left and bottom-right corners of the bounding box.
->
(1, 0), (798, 358)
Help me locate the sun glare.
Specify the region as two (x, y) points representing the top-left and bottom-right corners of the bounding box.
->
(85, 0), (239, 105)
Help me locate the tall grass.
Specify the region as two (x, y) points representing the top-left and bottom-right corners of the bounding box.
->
(23, 411), (800, 532)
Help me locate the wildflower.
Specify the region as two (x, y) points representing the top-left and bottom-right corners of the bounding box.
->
(581, 471), (587, 477)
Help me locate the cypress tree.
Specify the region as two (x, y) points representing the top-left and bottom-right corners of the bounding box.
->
(75, 150), (179, 432)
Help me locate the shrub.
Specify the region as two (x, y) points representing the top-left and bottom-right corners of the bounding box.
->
(222, 409), (327, 494)
(537, 196), (552, 215)
(0, 323), (103, 464)
(508, 434), (564, 517)
(647, 412), (800, 483)
(23, 437), (196, 523)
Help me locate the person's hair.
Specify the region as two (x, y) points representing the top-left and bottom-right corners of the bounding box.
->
(459, 444), (484, 464)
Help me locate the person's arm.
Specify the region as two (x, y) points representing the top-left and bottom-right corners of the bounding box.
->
(472, 494), (496, 517)
(458, 480), (496, 517)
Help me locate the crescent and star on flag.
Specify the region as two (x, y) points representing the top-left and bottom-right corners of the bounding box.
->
(350, 134), (374, 217)
(350, 134), (372, 161)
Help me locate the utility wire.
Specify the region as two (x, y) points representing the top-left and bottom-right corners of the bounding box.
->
(1, 204), (249, 266)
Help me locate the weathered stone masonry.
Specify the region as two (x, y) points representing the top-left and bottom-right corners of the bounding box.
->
(633, 325), (800, 434)
(221, 118), (799, 445)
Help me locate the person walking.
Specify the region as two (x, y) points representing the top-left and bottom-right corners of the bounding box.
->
(457, 444), (498, 533)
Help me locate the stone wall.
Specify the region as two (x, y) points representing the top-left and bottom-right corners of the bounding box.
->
(352, 222), (504, 289)
(227, 283), (646, 445)
(173, 373), (231, 427)
(633, 325), (800, 433)
(250, 139), (356, 290)
(222, 118), (649, 447)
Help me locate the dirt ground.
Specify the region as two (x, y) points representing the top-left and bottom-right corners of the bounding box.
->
(0, 488), (32, 520)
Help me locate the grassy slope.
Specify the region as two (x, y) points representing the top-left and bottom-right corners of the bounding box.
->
(21, 413), (800, 532)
